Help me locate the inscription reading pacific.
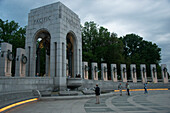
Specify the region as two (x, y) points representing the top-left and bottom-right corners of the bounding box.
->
(34, 16), (51, 24)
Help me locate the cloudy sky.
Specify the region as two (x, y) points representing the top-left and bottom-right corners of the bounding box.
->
(0, 0), (170, 71)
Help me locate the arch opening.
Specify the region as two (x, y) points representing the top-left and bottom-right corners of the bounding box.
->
(35, 30), (51, 77)
(66, 32), (77, 78)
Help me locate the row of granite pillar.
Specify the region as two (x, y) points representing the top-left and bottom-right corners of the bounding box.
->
(0, 43), (27, 77)
(0, 42), (169, 84)
(82, 62), (169, 83)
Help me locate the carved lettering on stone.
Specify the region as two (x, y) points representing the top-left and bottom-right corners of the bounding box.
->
(33, 16), (51, 24)
(66, 17), (79, 28)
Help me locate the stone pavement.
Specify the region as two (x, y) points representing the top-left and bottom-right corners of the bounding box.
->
(6, 90), (170, 113)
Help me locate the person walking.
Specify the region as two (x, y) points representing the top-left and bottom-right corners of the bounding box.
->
(118, 83), (123, 96)
(126, 83), (130, 96)
(144, 83), (148, 94)
(95, 84), (100, 104)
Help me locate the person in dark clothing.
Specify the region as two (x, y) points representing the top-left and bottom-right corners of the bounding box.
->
(95, 84), (100, 104)
(144, 83), (148, 94)
(126, 83), (130, 96)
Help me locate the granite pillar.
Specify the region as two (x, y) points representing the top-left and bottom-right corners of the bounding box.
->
(111, 64), (117, 82)
(15, 48), (26, 77)
(120, 64), (127, 82)
(91, 63), (98, 80)
(82, 62), (88, 79)
(161, 64), (168, 83)
(101, 63), (108, 81)
(150, 64), (157, 83)
(0, 42), (13, 77)
(140, 64), (147, 83)
(130, 64), (137, 83)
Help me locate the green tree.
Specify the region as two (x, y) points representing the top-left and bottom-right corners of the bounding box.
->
(81, 21), (124, 79)
(81, 21), (99, 78)
(121, 34), (161, 78)
(81, 21), (98, 62)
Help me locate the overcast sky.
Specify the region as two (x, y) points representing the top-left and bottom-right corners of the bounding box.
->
(0, 0), (170, 71)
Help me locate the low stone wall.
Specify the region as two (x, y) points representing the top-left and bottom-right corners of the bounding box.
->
(0, 78), (169, 94)
(0, 77), (54, 108)
(80, 79), (170, 91)
(0, 77), (54, 93)
(0, 90), (34, 108)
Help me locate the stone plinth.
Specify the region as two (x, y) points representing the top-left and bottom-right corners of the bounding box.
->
(161, 64), (168, 83)
(150, 64), (157, 83)
(91, 63), (98, 80)
(0, 42), (13, 77)
(82, 62), (88, 79)
(120, 64), (127, 82)
(111, 64), (117, 82)
(82, 89), (95, 95)
(67, 78), (82, 89)
(101, 63), (108, 81)
(130, 64), (137, 83)
(140, 64), (147, 83)
(15, 48), (26, 77)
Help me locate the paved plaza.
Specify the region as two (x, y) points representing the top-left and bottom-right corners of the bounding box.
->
(6, 90), (170, 113)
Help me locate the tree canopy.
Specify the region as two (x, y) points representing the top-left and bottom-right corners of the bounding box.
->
(120, 34), (161, 78)
(82, 21), (162, 79)
(121, 34), (161, 64)
(0, 19), (26, 53)
(82, 21), (125, 64)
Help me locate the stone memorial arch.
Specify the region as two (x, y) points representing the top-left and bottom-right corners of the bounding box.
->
(25, 2), (82, 90)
